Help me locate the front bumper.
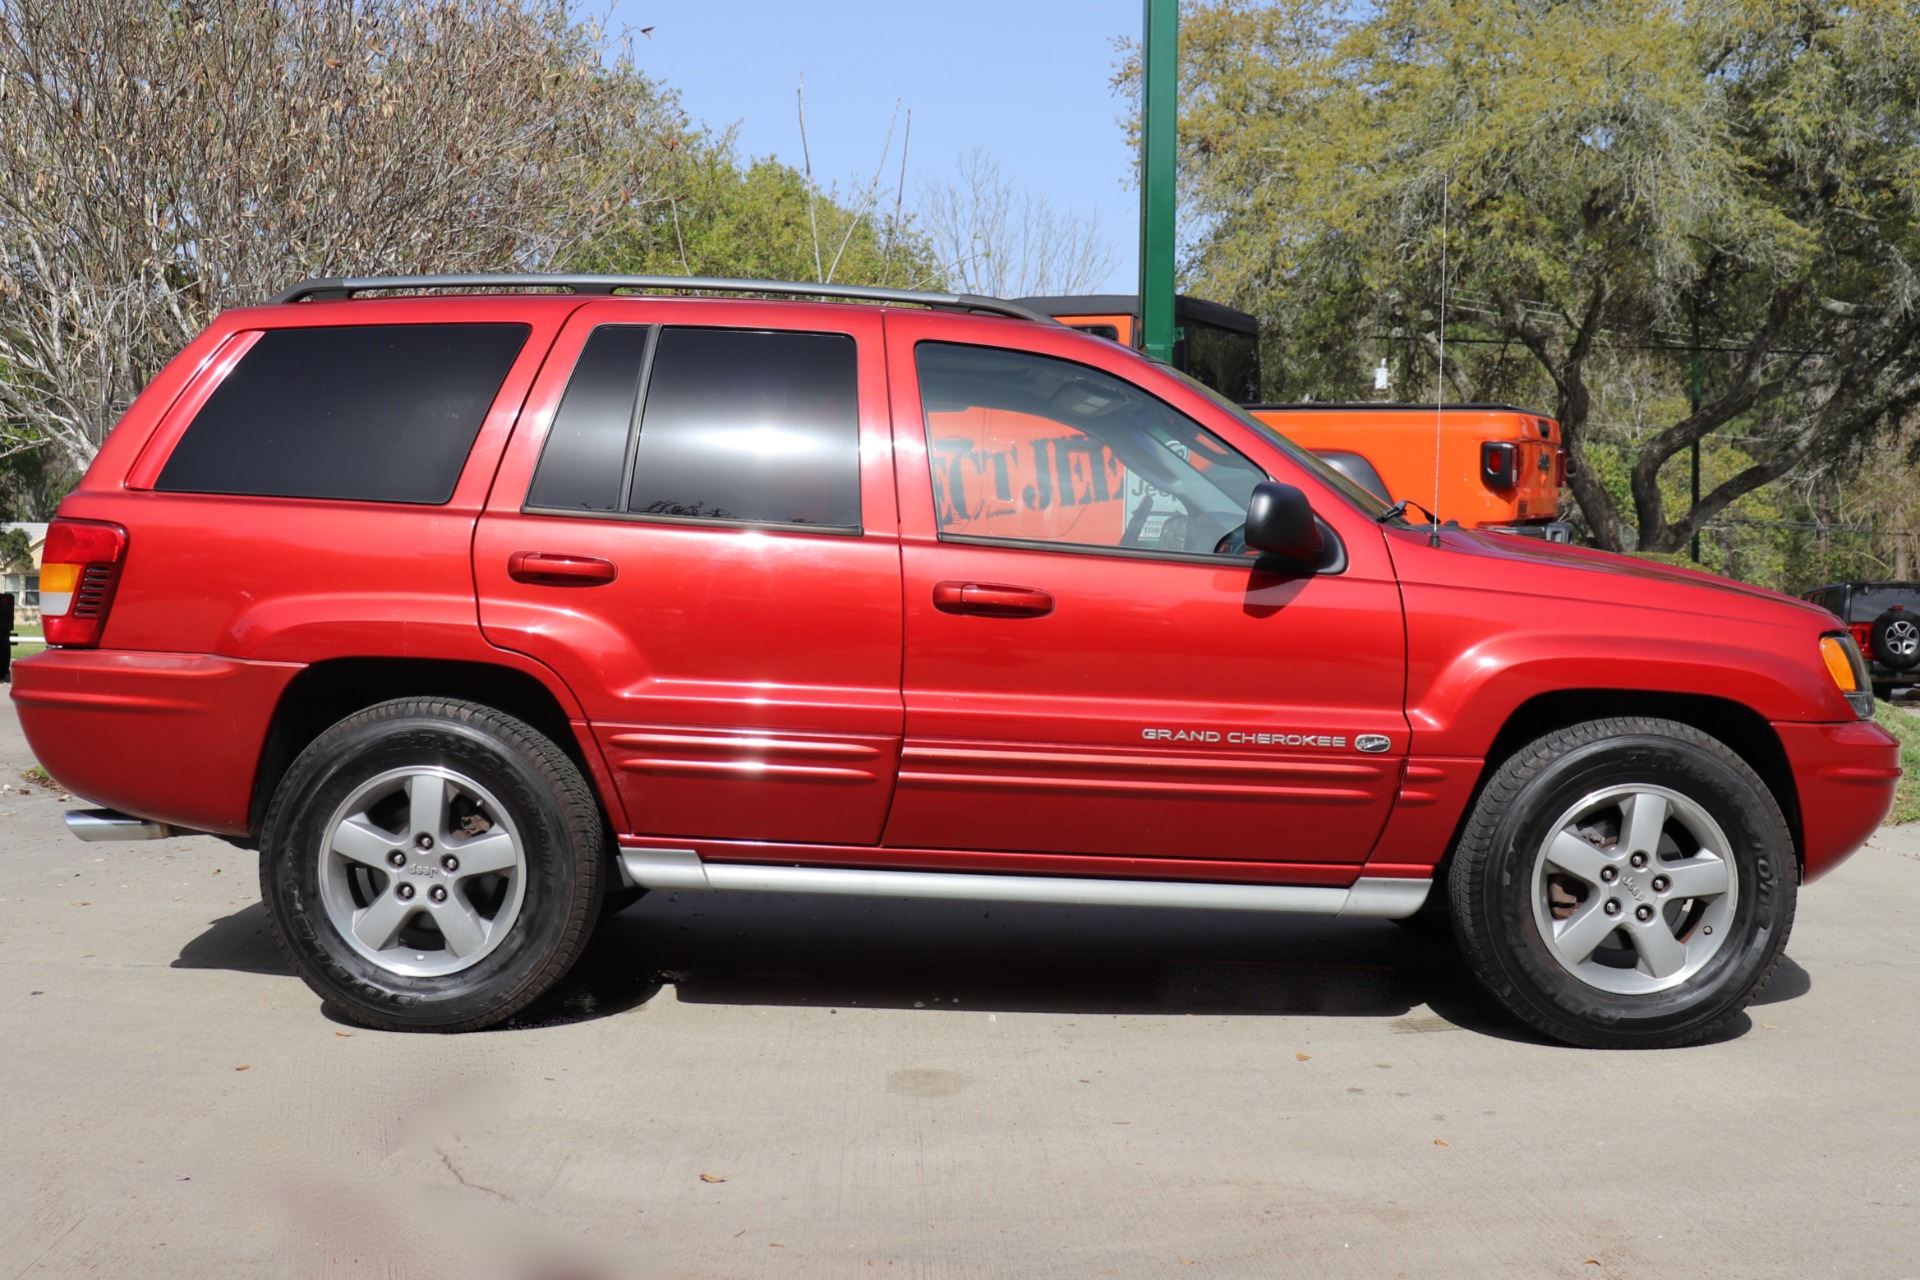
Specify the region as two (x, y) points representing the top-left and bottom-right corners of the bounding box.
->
(1774, 719), (1903, 881)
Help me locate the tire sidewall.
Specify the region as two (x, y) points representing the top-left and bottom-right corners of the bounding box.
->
(1872, 609), (1920, 672)
(1469, 730), (1792, 1044)
(262, 707), (592, 1029)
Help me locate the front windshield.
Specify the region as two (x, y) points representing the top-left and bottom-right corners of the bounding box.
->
(1160, 366), (1398, 521)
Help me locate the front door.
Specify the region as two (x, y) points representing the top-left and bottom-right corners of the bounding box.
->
(475, 299), (903, 845)
(881, 314), (1407, 871)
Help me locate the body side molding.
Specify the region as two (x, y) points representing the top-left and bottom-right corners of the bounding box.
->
(618, 848), (1430, 917)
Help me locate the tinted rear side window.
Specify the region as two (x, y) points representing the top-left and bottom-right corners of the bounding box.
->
(157, 323), (529, 504)
(525, 325), (652, 513)
(627, 328), (860, 529)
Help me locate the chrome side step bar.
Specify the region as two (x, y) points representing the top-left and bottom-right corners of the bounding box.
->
(65, 809), (181, 842)
(619, 848), (1430, 918)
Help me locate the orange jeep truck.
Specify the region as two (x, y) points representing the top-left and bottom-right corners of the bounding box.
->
(1023, 295), (1570, 541)
(1248, 402), (1570, 542)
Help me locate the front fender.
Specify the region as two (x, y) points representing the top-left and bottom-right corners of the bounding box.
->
(1406, 631), (1843, 757)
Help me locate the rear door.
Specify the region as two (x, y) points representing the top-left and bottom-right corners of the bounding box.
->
(881, 313), (1408, 871)
(474, 300), (903, 845)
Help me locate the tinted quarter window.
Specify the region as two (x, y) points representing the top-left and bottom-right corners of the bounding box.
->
(1179, 320), (1260, 404)
(526, 325), (652, 512)
(628, 328), (860, 529)
(157, 323), (529, 504)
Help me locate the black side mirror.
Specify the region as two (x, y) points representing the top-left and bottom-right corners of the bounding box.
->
(1243, 481), (1324, 563)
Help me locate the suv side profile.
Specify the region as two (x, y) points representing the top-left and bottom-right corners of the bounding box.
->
(15, 275), (1900, 1048)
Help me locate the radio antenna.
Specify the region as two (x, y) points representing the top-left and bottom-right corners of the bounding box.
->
(1430, 177), (1448, 549)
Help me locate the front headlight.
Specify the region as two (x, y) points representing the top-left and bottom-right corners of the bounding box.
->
(1819, 633), (1876, 719)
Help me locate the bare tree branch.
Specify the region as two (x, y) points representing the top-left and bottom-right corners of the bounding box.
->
(918, 149), (1118, 297)
(0, 0), (681, 474)
(882, 109), (912, 288)
(795, 74), (823, 284)
(826, 98), (903, 285)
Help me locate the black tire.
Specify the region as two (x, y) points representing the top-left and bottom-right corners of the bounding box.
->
(1448, 717), (1795, 1049)
(1870, 607), (1920, 672)
(260, 698), (604, 1032)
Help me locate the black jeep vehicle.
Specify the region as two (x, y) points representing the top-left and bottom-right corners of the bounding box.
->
(1803, 581), (1920, 698)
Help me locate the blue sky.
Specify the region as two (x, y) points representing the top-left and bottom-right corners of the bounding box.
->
(607, 1), (1141, 292)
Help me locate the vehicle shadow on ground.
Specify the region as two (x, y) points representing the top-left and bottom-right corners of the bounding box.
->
(172, 901), (289, 976)
(528, 892), (1537, 1041)
(1751, 956), (1812, 1005)
(170, 893), (1811, 1043)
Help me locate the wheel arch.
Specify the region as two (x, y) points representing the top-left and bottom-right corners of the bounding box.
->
(1440, 689), (1802, 882)
(246, 657), (617, 844)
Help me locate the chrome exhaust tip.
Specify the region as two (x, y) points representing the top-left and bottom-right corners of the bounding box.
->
(65, 809), (178, 842)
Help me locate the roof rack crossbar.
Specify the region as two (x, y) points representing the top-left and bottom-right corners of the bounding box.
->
(269, 273), (1055, 323)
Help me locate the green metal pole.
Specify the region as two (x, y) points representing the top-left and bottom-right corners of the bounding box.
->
(1690, 311), (1702, 563)
(1139, 0), (1178, 363)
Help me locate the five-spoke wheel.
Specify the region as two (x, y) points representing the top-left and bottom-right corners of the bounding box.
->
(320, 767), (527, 977)
(1532, 785), (1735, 994)
(261, 699), (603, 1032)
(1449, 717), (1795, 1049)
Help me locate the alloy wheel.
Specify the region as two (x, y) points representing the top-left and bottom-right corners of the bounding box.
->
(317, 766), (527, 977)
(1529, 784), (1738, 995)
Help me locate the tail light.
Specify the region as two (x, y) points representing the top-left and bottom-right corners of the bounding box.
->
(1850, 621), (1875, 661)
(1480, 441), (1519, 489)
(1553, 450), (1566, 487)
(40, 518), (128, 648)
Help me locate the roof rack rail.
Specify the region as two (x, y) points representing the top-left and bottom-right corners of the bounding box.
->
(268, 273), (1055, 324)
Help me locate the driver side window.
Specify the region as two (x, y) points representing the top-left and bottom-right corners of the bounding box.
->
(915, 342), (1267, 557)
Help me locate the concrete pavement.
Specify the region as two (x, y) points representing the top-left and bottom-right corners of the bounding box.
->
(1, 696), (1914, 1279)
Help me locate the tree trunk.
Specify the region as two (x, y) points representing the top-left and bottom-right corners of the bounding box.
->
(1558, 380), (1626, 551)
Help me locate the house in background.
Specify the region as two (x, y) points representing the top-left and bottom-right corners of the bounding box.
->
(1, 522), (48, 628)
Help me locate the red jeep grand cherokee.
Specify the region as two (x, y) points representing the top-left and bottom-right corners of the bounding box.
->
(14, 275), (1900, 1047)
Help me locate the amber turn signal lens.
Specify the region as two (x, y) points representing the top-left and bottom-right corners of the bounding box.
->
(1820, 633), (1877, 719)
(38, 562), (80, 595)
(1820, 636), (1859, 692)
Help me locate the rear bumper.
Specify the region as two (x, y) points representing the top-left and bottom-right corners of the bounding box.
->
(11, 649), (302, 837)
(1866, 661), (1918, 687)
(1774, 719), (1902, 881)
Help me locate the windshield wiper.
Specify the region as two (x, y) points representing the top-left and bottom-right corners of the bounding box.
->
(1377, 499), (1454, 547)
(1376, 499), (1439, 526)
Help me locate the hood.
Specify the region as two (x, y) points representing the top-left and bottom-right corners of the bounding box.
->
(1386, 525), (1837, 629)
(1379, 523), (1866, 729)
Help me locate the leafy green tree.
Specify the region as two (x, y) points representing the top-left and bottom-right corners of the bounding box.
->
(0, 525), (30, 573)
(1163, 0), (1920, 553)
(573, 127), (943, 289)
